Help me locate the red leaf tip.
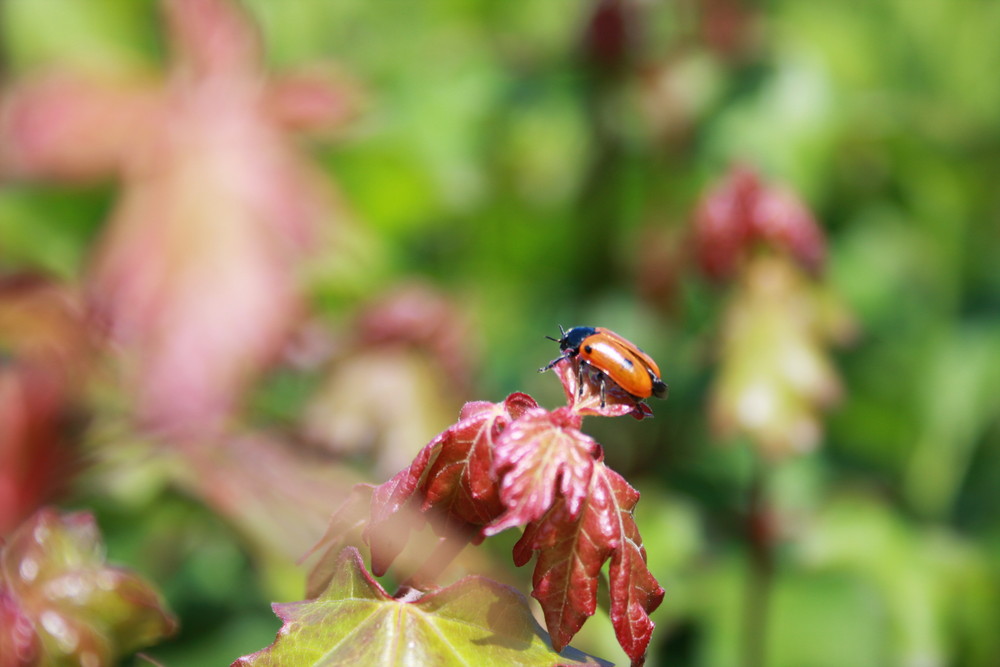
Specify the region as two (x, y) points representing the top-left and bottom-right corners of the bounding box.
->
(694, 164), (826, 280)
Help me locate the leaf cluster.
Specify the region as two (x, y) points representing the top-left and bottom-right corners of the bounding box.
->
(289, 360), (664, 666)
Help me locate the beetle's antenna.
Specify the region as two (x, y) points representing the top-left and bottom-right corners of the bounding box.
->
(545, 325), (567, 343)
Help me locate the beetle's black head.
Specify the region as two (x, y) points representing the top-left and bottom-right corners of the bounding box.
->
(548, 326), (595, 354)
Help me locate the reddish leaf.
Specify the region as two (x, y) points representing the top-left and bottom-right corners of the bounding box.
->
(512, 460), (664, 665)
(1, 0), (358, 439)
(749, 184), (825, 274)
(265, 66), (359, 134)
(693, 164), (826, 281)
(485, 407), (598, 535)
(0, 72), (157, 182)
(605, 473), (664, 666)
(365, 394), (537, 576)
(365, 444), (434, 577)
(0, 277), (92, 535)
(693, 165), (757, 280)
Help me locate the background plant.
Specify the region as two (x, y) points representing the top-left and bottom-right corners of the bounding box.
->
(2, 0), (1000, 665)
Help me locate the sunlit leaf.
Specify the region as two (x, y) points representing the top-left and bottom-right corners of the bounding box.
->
(235, 547), (606, 667)
(512, 461), (664, 665)
(365, 394), (537, 576)
(0, 508), (177, 665)
(486, 406), (597, 535)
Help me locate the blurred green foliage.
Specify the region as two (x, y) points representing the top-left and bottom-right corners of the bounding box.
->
(2, 0), (1000, 665)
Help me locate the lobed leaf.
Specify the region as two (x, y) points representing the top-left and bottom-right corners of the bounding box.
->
(1, 0), (358, 440)
(486, 406), (598, 535)
(512, 461), (664, 666)
(308, 384), (664, 664)
(235, 546), (607, 667)
(365, 394), (537, 576)
(605, 472), (664, 666)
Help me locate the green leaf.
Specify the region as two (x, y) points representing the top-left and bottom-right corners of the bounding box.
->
(235, 547), (607, 667)
(0, 508), (177, 665)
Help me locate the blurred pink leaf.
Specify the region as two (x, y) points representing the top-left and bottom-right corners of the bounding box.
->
(693, 165), (756, 280)
(0, 73), (158, 182)
(177, 433), (362, 568)
(0, 0), (358, 439)
(303, 283), (477, 477)
(693, 165), (826, 280)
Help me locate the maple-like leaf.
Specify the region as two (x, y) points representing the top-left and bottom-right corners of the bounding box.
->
(485, 406), (598, 535)
(604, 471), (664, 666)
(235, 546), (607, 667)
(512, 460), (664, 666)
(364, 393), (537, 576)
(1, 0), (358, 439)
(307, 383), (665, 663)
(0, 508), (177, 665)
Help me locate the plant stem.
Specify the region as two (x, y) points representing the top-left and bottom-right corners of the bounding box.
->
(742, 460), (774, 667)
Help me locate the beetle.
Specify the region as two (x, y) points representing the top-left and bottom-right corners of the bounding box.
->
(540, 326), (668, 406)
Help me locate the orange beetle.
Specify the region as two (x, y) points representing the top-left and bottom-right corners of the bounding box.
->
(541, 326), (668, 405)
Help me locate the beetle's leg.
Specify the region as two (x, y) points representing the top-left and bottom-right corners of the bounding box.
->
(599, 374), (606, 408)
(539, 354), (565, 373)
(577, 361), (585, 398)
